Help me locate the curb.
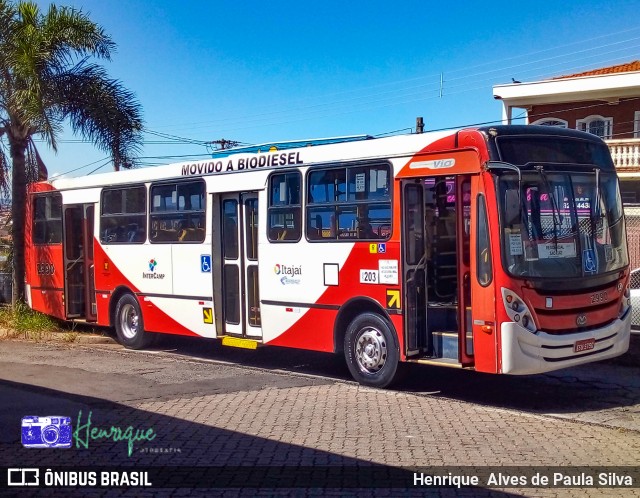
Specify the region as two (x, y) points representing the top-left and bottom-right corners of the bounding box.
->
(74, 334), (116, 344)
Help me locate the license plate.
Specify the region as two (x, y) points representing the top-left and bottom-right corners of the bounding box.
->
(574, 338), (595, 353)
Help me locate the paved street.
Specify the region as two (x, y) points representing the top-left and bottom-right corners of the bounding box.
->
(1, 335), (640, 497)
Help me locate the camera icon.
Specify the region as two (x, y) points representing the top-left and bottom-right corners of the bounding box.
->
(21, 416), (72, 449)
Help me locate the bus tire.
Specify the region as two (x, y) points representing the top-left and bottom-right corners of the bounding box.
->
(114, 293), (150, 349)
(344, 312), (399, 388)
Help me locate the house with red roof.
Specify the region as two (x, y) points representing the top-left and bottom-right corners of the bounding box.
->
(493, 61), (640, 199)
(494, 62), (640, 268)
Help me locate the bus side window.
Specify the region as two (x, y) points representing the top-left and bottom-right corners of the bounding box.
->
(268, 171), (301, 242)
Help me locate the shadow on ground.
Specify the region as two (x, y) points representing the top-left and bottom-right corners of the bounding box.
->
(127, 331), (640, 419)
(1, 379), (518, 497)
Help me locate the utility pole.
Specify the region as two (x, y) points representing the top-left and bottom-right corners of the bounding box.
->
(209, 139), (240, 150)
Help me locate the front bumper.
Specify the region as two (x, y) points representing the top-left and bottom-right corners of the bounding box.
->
(500, 311), (631, 375)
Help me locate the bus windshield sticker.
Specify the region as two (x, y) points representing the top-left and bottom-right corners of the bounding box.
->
(508, 231), (523, 256)
(583, 249), (597, 272)
(604, 244), (613, 262)
(355, 173), (366, 192)
(537, 242), (576, 259)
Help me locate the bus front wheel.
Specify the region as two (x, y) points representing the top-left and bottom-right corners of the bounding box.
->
(344, 312), (399, 388)
(114, 293), (150, 349)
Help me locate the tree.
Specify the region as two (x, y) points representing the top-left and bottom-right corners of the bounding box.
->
(0, 0), (143, 305)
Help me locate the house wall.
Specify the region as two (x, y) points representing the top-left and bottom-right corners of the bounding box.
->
(528, 98), (640, 138)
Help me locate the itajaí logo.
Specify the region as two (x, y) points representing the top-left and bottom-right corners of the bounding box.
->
(274, 263), (301, 285)
(143, 258), (165, 279)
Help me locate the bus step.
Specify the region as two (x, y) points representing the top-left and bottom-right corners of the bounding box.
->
(432, 331), (458, 360)
(221, 336), (260, 350)
(406, 357), (463, 368)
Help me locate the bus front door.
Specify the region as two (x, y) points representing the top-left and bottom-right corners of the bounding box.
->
(220, 193), (262, 339)
(401, 176), (473, 365)
(63, 204), (96, 321)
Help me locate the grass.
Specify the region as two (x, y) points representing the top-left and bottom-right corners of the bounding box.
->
(0, 302), (61, 341)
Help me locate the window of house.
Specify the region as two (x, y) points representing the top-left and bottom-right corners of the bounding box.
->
(100, 186), (146, 244)
(634, 111), (640, 139)
(576, 115), (613, 139)
(306, 163), (391, 241)
(620, 179), (640, 206)
(531, 118), (568, 128)
(268, 171), (301, 242)
(150, 180), (205, 243)
(33, 194), (62, 245)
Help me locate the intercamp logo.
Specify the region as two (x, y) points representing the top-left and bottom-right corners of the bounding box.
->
(143, 258), (165, 280)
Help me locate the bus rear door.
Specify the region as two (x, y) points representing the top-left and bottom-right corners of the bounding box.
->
(63, 204), (96, 321)
(219, 193), (262, 340)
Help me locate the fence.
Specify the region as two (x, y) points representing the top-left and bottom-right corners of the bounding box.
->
(625, 208), (640, 329)
(0, 272), (10, 304)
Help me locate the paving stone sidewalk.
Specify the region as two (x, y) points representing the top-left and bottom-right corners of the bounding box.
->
(1, 340), (639, 497)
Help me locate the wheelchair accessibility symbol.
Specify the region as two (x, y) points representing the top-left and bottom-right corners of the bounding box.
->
(583, 249), (596, 273)
(201, 254), (212, 273)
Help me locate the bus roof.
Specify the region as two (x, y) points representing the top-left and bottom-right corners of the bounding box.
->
(47, 128), (465, 190)
(42, 125), (612, 192)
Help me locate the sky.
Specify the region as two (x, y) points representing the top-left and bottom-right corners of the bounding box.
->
(28, 0), (640, 179)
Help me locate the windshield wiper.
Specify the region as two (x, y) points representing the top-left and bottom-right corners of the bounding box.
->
(593, 167), (602, 221)
(535, 165), (561, 247)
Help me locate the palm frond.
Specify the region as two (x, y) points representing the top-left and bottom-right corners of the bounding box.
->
(41, 4), (116, 66)
(53, 63), (143, 169)
(25, 136), (44, 182)
(0, 141), (10, 197)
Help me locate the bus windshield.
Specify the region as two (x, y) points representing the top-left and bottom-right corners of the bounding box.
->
(495, 167), (628, 279)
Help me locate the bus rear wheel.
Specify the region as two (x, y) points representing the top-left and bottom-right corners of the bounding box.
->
(344, 312), (399, 388)
(114, 293), (150, 349)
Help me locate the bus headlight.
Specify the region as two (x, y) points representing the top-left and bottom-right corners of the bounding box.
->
(620, 284), (631, 318)
(501, 287), (537, 333)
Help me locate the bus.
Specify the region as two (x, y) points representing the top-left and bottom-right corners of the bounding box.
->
(25, 125), (631, 388)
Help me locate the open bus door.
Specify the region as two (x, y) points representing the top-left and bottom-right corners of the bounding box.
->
(63, 204), (96, 321)
(218, 193), (262, 340)
(401, 175), (474, 366)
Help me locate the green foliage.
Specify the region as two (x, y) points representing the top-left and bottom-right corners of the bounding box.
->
(0, 302), (59, 340)
(0, 0), (143, 304)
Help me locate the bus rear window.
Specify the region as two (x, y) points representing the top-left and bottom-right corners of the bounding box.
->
(33, 194), (62, 245)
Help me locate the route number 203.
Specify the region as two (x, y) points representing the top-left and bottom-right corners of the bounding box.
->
(359, 269), (379, 284)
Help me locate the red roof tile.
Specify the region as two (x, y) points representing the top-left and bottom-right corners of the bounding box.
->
(553, 61), (640, 80)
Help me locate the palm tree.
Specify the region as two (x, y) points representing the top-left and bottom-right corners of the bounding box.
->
(0, 0), (143, 305)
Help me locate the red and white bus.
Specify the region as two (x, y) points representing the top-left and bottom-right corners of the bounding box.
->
(25, 125), (631, 387)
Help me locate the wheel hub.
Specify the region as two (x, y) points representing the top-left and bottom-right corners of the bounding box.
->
(120, 303), (139, 340)
(355, 327), (387, 373)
